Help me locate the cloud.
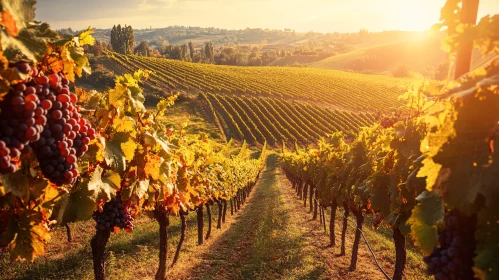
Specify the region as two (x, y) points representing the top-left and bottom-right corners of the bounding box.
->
(138, 0), (179, 11)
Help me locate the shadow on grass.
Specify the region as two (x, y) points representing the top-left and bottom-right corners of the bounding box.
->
(7, 210), (211, 280)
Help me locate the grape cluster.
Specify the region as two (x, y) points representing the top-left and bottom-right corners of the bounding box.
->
(30, 72), (95, 185)
(423, 211), (476, 280)
(93, 195), (134, 232)
(0, 61), (96, 185)
(0, 62), (48, 173)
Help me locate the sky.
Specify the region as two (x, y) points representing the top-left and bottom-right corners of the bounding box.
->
(36, 0), (499, 33)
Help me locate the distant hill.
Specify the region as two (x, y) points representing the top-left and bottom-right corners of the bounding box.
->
(310, 36), (447, 75)
(89, 26), (315, 49)
(268, 54), (333, 67)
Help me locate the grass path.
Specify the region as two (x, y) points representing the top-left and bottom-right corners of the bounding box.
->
(1, 153), (428, 279)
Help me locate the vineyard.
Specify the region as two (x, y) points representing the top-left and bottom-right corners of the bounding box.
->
(1, 0), (499, 280)
(94, 53), (395, 146)
(100, 52), (414, 112)
(201, 92), (375, 146)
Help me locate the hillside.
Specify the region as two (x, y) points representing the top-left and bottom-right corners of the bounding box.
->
(310, 37), (447, 75)
(79, 52), (417, 146)
(93, 53), (415, 111)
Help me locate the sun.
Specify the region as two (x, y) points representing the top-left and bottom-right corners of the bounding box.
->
(397, 3), (440, 31)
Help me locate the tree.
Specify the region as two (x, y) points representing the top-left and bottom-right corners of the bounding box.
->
(91, 40), (104, 56)
(181, 44), (191, 62)
(204, 41), (214, 63)
(134, 41), (151, 56)
(110, 24), (135, 54)
(235, 53), (248, 66)
(188, 41), (195, 60)
(392, 65), (411, 78)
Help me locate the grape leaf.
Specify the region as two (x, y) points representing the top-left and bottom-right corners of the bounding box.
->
(1, 22), (56, 62)
(407, 191), (443, 254)
(55, 186), (96, 224)
(417, 157), (442, 192)
(156, 94), (178, 116)
(30, 178), (60, 213)
(0, 0), (36, 32)
(369, 174), (390, 217)
(7, 209), (50, 262)
(121, 180), (149, 201)
(83, 165), (115, 202)
(113, 116), (136, 137)
(77, 27), (95, 46)
(121, 139), (137, 162)
(109, 82), (127, 107)
(98, 135), (127, 173)
(103, 170), (121, 190)
(144, 132), (170, 155)
(144, 155), (162, 181)
(0, 170), (29, 201)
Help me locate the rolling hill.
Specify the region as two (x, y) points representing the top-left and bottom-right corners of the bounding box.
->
(310, 37), (447, 75)
(82, 52), (417, 146)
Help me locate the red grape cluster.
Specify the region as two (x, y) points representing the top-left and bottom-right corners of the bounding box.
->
(423, 211), (476, 280)
(0, 61), (96, 185)
(31, 72), (95, 185)
(0, 62), (48, 173)
(380, 117), (395, 128)
(92, 195), (134, 232)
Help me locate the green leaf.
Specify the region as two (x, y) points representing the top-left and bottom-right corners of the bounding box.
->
(55, 187), (95, 224)
(407, 191), (443, 254)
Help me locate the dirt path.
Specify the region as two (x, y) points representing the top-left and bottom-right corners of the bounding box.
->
(179, 153), (335, 279)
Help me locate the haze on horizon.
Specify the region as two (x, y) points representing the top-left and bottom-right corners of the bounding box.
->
(37, 0), (499, 33)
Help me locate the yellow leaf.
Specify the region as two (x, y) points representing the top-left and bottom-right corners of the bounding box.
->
(144, 155), (162, 181)
(417, 158), (442, 192)
(113, 116), (136, 137)
(78, 28), (95, 46)
(109, 83), (128, 107)
(103, 170), (121, 189)
(121, 139), (137, 162)
(9, 210), (50, 262)
(95, 137), (105, 162)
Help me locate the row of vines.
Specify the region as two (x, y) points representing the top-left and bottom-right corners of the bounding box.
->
(104, 51), (412, 112)
(0, 2), (266, 280)
(281, 1), (499, 279)
(201, 92), (374, 147)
